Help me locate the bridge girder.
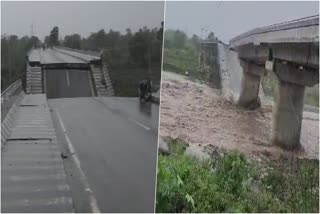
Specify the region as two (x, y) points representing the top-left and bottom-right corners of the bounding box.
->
(235, 43), (319, 69)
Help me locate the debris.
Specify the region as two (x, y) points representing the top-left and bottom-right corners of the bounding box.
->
(158, 138), (170, 155)
(61, 153), (68, 159)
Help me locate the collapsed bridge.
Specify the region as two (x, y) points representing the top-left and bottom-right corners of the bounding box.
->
(201, 15), (319, 151)
(1, 47), (159, 212)
(27, 46), (114, 98)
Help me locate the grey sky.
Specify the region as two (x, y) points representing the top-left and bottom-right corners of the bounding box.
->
(165, 1), (319, 43)
(1, 1), (164, 41)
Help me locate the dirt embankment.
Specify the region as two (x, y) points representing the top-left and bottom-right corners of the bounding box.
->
(159, 74), (319, 162)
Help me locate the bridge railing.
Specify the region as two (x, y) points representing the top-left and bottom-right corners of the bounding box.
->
(1, 79), (26, 148)
(1, 79), (23, 122)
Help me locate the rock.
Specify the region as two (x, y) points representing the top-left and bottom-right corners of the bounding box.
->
(158, 138), (170, 155)
(185, 144), (210, 161)
(247, 177), (260, 193)
(60, 153), (68, 159)
(260, 172), (269, 179)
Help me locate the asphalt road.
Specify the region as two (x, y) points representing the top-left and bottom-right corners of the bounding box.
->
(45, 69), (93, 99)
(49, 97), (159, 213)
(40, 48), (86, 64)
(29, 48), (99, 65)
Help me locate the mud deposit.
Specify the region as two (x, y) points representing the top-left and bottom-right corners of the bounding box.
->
(159, 73), (319, 162)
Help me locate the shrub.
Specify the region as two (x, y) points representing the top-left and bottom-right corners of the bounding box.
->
(156, 139), (319, 213)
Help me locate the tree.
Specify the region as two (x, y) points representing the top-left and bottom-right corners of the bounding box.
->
(128, 27), (151, 66)
(164, 29), (187, 49)
(157, 21), (164, 41)
(63, 34), (81, 49)
(105, 29), (120, 51)
(1, 35), (41, 90)
(126, 28), (132, 38)
(26, 36), (40, 50)
(49, 26), (59, 46)
(173, 30), (187, 49)
(207, 32), (216, 40)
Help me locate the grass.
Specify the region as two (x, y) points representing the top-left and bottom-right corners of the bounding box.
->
(163, 48), (203, 80)
(156, 138), (319, 213)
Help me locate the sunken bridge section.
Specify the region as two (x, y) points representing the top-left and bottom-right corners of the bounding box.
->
(27, 46), (114, 98)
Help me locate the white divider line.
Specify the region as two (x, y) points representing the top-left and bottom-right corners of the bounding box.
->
(128, 118), (151, 131)
(56, 110), (101, 213)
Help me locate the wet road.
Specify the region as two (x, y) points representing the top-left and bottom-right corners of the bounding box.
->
(48, 97), (159, 213)
(29, 48), (96, 64)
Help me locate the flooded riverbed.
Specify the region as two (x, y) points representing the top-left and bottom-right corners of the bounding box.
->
(160, 71), (319, 161)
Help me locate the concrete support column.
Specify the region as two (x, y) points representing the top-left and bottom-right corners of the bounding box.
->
(272, 80), (305, 149)
(272, 61), (318, 150)
(238, 60), (265, 109)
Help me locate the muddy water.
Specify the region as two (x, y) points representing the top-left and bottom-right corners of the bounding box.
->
(160, 72), (319, 161)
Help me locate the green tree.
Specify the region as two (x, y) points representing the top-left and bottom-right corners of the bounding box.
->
(63, 34), (81, 49)
(1, 35), (40, 90)
(173, 30), (187, 49)
(157, 21), (164, 41)
(49, 26), (59, 46)
(128, 27), (151, 66)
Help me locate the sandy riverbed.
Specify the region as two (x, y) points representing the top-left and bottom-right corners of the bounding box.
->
(159, 71), (319, 161)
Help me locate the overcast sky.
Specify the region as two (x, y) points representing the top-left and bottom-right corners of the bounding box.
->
(1, 1), (164, 40)
(165, 1), (319, 43)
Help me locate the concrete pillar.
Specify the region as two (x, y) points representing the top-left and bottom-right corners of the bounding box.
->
(272, 60), (318, 150)
(238, 60), (265, 109)
(272, 80), (305, 149)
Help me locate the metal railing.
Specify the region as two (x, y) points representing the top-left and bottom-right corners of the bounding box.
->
(1, 79), (23, 122)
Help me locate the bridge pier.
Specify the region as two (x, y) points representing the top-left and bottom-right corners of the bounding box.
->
(272, 61), (319, 149)
(272, 80), (305, 149)
(238, 60), (265, 109)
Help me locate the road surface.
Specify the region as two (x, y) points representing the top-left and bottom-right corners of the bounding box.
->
(28, 48), (99, 64)
(44, 69), (93, 99)
(1, 95), (73, 213)
(49, 97), (159, 212)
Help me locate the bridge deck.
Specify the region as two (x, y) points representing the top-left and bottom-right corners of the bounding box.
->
(1, 94), (73, 213)
(28, 48), (100, 65)
(53, 48), (100, 62)
(230, 15), (319, 47)
(41, 49), (87, 64)
(49, 97), (159, 212)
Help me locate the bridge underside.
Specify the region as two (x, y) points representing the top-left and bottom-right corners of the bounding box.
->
(229, 16), (319, 150)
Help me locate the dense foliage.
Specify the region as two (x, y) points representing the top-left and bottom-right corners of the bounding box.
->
(163, 30), (201, 79)
(2, 24), (163, 96)
(1, 35), (41, 90)
(156, 138), (319, 213)
(163, 29), (220, 82)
